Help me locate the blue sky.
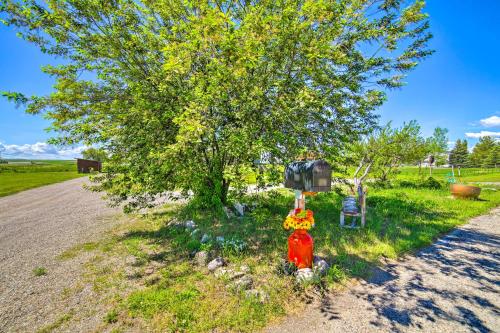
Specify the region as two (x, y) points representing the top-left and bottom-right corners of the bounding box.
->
(1, 0), (499, 159)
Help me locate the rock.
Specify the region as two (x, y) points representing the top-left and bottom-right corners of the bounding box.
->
(201, 234), (211, 244)
(234, 202), (245, 216)
(240, 265), (251, 274)
(144, 267), (155, 275)
(229, 275), (253, 291)
(207, 257), (225, 271)
(245, 289), (270, 303)
(167, 219), (184, 228)
(144, 274), (161, 286)
(216, 236), (225, 244)
(194, 251), (210, 266)
(223, 206), (235, 219)
(125, 255), (146, 267)
(190, 228), (200, 237)
(215, 268), (245, 280)
(214, 267), (229, 278)
(185, 220), (197, 229)
(313, 256), (330, 276)
(296, 268), (314, 283)
(124, 267), (141, 279)
(230, 271), (246, 280)
(125, 255), (138, 266)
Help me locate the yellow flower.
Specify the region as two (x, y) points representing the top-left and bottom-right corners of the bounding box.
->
(283, 209), (315, 231)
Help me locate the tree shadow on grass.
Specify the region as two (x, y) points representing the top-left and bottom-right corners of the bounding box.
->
(118, 189), (462, 276)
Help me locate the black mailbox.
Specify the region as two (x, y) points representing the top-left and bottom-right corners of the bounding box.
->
(284, 160), (332, 192)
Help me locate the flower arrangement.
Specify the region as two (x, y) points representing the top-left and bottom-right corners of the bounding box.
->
(283, 208), (315, 230)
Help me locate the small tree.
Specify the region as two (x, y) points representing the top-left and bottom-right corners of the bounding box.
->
(426, 127), (448, 174)
(354, 120), (423, 183)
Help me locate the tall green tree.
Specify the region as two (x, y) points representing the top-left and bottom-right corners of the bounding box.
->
(470, 136), (496, 168)
(449, 139), (469, 167)
(485, 142), (499, 168)
(1, 0), (433, 210)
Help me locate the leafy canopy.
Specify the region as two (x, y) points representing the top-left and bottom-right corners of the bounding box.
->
(449, 139), (469, 168)
(82, 147), (108, 162)
(1, 0), (432, 210)
(353, 120), (424, 182)
(469, 136), (498, 168)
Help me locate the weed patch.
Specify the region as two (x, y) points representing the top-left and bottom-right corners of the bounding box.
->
(33, 267), (47, 277)
(37, 311), (74, 333)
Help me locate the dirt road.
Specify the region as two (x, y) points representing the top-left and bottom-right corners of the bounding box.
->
(266, 207), (500, 333)
(0, 177), (121, 332)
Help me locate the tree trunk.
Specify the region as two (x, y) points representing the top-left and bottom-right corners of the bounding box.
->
(221, 178), (230, 204)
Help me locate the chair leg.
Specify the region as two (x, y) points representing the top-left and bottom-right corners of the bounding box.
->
(340, 212), (345, 226)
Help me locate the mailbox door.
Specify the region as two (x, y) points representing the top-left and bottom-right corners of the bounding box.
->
(311, 161), (332, 192)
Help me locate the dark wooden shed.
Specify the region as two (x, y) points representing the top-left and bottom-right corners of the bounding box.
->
(76, 158), (102, 173)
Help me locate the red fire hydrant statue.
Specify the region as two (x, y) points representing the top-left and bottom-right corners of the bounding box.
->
(287, 229), (314, 268)
(283, 193), (315, 268)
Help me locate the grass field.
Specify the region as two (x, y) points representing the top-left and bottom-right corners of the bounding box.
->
(0, 160), (84, 197)
(396, 166), (500, 183)
(59, 174), (500, 332)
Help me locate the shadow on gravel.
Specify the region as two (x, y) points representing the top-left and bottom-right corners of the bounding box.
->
(348, 227), (500, 333)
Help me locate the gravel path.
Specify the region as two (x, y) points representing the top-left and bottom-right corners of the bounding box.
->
(0, 177), (122, 332)
(266, 207), (500, 333)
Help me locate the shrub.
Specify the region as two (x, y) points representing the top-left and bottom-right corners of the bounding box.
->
(186, 239), (201, 252)
(220, 238), (247, 256)
(399, 180), (418, 188)
(104, 309), (119, 324)
(326, 265), (347, 284)
(420, 177), (442, 189)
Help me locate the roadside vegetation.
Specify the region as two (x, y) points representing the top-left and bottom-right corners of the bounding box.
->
(57, 176), (500, 332)
(0, 160), (84, 196)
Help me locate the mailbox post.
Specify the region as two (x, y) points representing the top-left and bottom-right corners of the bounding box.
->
(283, 160), (332, 269)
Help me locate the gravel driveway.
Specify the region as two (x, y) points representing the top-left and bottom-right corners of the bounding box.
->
(0, 177), (121, 332)
(266, 207), (500, 333)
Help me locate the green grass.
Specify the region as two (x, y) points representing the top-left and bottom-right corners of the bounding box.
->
(33, 267), (47, 276)
(0, 160), (76, 172)
(37, 311), (74, 333)
(0, 160), (84, 197)
(65, 176), (500, 332)
(395, 166), (500, 183)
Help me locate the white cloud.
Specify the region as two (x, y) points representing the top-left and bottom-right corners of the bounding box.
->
(479, 115), (500, 127)
(465, 131), (500, 139)
(0, 141), (87, 159)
